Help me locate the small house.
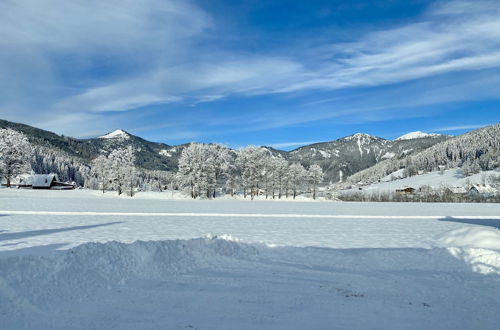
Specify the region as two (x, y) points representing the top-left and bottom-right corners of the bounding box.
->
(32, 174), (75, 190)
(448, 186), (467, 195)
(468, 184), (496, 198)
(396, 187), (415, 194)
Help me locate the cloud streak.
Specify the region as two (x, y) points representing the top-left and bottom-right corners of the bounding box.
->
(267, 141), (322, 149)
(433, 124), (488, 132)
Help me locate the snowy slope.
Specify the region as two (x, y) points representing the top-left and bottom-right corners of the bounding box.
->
(289, 132), (449, 182)
(348, 124), (500, 185)
(98, 129), (130, 139)
(352, 168), (500, 192)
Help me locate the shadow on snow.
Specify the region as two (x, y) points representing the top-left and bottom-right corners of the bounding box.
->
(438, 216), (500, 229)
(0, 221), (124, 242)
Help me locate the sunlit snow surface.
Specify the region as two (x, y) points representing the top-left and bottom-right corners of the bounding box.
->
(1, 189), (499, 329)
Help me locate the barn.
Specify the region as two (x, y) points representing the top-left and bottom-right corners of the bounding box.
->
(31, 174), (75, 190)
(468, 184), (497, 198)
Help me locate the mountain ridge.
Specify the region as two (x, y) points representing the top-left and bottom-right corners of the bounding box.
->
(0, 118), (455, 183)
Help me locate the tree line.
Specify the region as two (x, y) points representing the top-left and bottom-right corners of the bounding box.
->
(83, 142), (325, 199)
(177, 143), (324, 199)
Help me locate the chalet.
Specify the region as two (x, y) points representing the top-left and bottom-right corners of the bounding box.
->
(468, 184), (497, 198)
(396, 187), (415, 194)
(31, 174), (75, 190)
(448, 186), (467, 195)
(1, 174), (77, 190)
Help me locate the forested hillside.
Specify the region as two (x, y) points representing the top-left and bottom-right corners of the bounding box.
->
(347, 124), (500, 185)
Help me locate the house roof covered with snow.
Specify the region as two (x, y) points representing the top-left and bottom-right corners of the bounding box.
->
(32, 174), (59, 188)
(469, 184), (497, 195)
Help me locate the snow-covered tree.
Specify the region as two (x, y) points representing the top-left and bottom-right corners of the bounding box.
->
(178, 143), (217, 198)
(91, 155), (110, 193)
(308, 164), (324, 200)
(121, 147), (137, 197)
(271, 157), (288, 199)
(225, 161), (241, 197)
(237, 146), (267, 199)
(261, 155), (274, 199)
(0, 129), (32, 187)
(108, 146), (137, 196)
(206, 144), (232, 198)
(288, 163), (307, 199)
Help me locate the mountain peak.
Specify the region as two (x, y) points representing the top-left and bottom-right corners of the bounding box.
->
(342, 133), (380, 141)
(98, 129), (130, 139)
(352, 133), (373, 138)
(395, 131), (440, 141)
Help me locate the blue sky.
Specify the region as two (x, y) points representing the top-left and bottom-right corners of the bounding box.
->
(1, 0), (499, 149)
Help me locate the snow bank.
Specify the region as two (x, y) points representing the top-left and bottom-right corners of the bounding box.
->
(435, 227), (500, 274)
(0, 237), (259, 313)
(2, 237), (500, 329)
(436, 227), (500, 250)
(1, 236), (258, 285)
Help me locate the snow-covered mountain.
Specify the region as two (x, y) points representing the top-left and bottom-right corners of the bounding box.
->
(0, 120), (183, 185)
(0, 119), (454, 185)
(98, 129), (131, 140)
(395, 131), (442, 140)
(287, 132), (449, 182)
(347, 124), (500, 185)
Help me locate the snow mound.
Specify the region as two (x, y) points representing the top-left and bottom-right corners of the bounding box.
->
(98, 129), (130, 139)
(0, 237), (258, 296)
(395, 131), (440, 140)
(436, 227), (500, 250)
(2, 237), (500, 328)
(0, 237), (260, 317)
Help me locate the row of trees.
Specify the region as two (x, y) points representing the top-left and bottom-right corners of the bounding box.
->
(1, 128), (324, 198)
(177, 143), (324, 199)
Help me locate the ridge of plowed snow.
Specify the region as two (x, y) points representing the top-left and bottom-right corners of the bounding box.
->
(436, 227), (500, 250)
(2, 237), (500, 329)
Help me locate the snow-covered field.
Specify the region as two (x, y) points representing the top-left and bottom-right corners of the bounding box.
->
(1, 189), (500, 329)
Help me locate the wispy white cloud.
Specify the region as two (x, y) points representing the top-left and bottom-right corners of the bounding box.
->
(1, 0), (500, 138)
(60, 0), (500, 113)
(0, 0), (211, 118)
(278, 0), (500, 93)
(267, 141), (321, 149)
(432, 124), (489, 132)
(54, 56), (307, 113)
